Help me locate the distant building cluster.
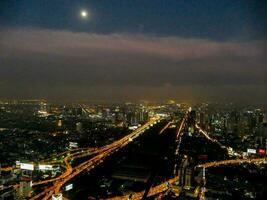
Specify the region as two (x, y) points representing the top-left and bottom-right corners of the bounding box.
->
(192, 103), (267, 156)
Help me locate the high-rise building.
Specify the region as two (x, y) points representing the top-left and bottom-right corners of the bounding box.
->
(188, 110), (196, 126)
(199, 112), (204, 127)
(57, 119), (63, 127)
(16, 179), (32, 198)
(40, 101), (48, 113)
(184, 168), (192, 190)
(76, 122), (83, 133)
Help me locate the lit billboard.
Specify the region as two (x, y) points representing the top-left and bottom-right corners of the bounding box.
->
(38, 165), (53, 170)
(247, 148), (256, 154)
(258, 149), (266, 155)
(20, 163), (34, 170)
(65, 183), (73, 191)
(69, 142), (78, 148)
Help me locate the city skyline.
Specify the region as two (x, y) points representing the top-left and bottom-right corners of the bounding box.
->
(0, 0), (266, 102)
(0, 99), (266, 199)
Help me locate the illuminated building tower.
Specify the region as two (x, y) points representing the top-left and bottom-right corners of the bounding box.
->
(255, 109), (264, 125)
(75, 107), (83, 116)
(199, 167), (206, 200)
(17, 179), (32, 198)
(188, 110), (196, 126)
(38, 101), (50, 117)
(184, 168), (192, 190)
(76, 122), (83, 133)
(139, 109), (149, 123)
(39, 100), (51, 113)
(57, 119), (63, 127)
(114, 108), (120, 123)
(126, 111), (136, 126)
(52, 193), (63, 200)
(199, 112), (204, 128)
(230, 111), (240, 134)
(40, 101), (47, 112)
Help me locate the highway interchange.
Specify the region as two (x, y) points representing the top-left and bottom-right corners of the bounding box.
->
(29, 116), (162, 200)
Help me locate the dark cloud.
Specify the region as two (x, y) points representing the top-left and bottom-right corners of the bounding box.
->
(0, 28), (266, 102)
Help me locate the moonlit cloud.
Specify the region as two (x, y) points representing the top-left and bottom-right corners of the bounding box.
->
(1, 28), (266, 60)
(0, 28), (266, 102)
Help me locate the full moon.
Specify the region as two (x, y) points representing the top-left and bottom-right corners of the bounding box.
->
(80, 10), (88, 18)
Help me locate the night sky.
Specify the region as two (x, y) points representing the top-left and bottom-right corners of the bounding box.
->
(0, 0), (266, 102)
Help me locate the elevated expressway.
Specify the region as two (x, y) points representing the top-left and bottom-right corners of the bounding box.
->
(107, 112), (188, 200)
(29, 116), (162, 200)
